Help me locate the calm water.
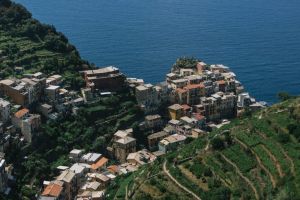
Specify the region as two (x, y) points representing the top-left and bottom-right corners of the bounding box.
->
(14, 0), (300, 103)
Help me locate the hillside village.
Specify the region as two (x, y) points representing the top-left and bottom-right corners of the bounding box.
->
(1, 1), (300, 199)
(0, 55), (267, 199)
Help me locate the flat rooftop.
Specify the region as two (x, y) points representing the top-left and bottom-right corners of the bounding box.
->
(168, 104), (183, 111)
(145, 114), (161, 121)
(116, 136), (136, 144)
(84, 66), (119, 75)
(148, 131), (168, 140)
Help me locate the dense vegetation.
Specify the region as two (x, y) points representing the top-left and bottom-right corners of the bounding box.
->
(0, 0), (91, 89)
(172, 57), (199, 71)
(108, 97), (300, 200)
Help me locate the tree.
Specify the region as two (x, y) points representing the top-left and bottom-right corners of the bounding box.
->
(277, 133), (290, 144)
(211, 137), (225, 150)
(287, 124), (297, 134)
(173, 57), (199, 70)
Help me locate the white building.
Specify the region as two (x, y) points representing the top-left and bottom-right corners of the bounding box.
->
(21, 114), (41, 143)
(0, 153), (8, 193)
(135, 84), (160, 113)
(158, 134), (187, 153)
(45, 85), (60, 102)
(0, 99), (10, 124)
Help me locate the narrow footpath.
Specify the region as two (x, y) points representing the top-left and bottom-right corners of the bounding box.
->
(163, 161), (202, 200)
(220, 154), (260, 200)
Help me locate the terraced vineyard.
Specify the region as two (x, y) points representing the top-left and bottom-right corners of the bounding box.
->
(0, 31), (65, 72)
(0, 1), (89, 88)
(108, 98), (300, 200)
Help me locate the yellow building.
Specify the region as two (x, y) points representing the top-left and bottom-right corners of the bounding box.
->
(168, 104), (184, 120)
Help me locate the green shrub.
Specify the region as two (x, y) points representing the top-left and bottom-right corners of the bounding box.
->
(211, 138), (225, 150)
(277, 133), (290, 143)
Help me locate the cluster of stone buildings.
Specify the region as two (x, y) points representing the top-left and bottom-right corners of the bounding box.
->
(40, 129), (158, 200)
(0, 60), (265, 198)
(40, 150), (110, 200)
(167, 62), (264, 122)
(0, 72), (86, 195)
(131, 60), (264, 123)
(128, 60), (266, 159)
(39, 62), (263, 199)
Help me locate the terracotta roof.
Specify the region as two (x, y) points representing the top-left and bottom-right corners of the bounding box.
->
(14, 108), (29, 118)
(107, 165), (119, 174)
(91, 157), (108, 170)
(181, 104), (191, 111)
(193, 113), (205, 121)
(42, 183), (63, 197)
(185, 84), (204, 90)
(217, 80), (226, 85)
(176, 88), (187, 94)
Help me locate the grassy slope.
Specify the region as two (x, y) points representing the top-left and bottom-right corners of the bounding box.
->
(110, 98), (300, 200)
(0, 0), (90, 89)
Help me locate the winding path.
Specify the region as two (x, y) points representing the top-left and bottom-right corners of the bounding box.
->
(163, 161), (202, 200)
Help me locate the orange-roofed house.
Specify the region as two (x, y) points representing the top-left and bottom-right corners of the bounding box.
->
(91, 157), (108, 172)
(15, 108), (29, 119)
(181, 104), (191, 116)
(12, 108), (29, 128)
(107, 165), (119, 175)
(41, 181), (65, 200)
(12, 108), (42, 143)
(192, 113), (206, 129)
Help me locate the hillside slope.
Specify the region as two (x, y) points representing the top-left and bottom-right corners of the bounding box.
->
(109, 97), (300, 200)
(0, 0), (90, 89)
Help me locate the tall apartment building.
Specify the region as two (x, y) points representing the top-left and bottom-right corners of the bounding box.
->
(82, 66), (126, 91)
(135, 84), (160, 114)
(200, 92), (236, 121)
(56, 170), (76, 200)
(21, 114), (41, 143)
(168, 104), (184, 120)
(0, 99), (10, 124)
(145, 114), (163, 129)
(113, 136), (136, 163)
(12, 109), (41, 143)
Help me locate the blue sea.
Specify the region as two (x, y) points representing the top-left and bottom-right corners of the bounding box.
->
(14, 0), (300, 104)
